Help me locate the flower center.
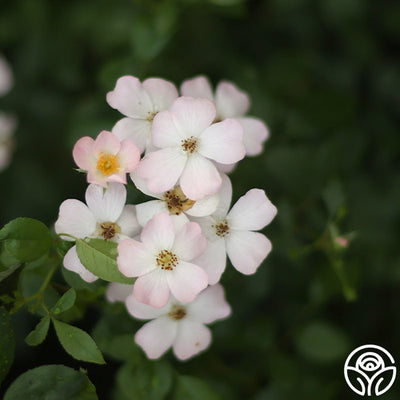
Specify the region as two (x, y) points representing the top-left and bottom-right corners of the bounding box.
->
(96, 153), (120, 176)
(163, 186), (195, 215)
(181, 136), (198, 154)
(146, 111), (158, 122)
(214, 220), (230, 237)
(156, 250), (178, 271)
(168, 305), (187, 320)
(97, 222), (121, 240)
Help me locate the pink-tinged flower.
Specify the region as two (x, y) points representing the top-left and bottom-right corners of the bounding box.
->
(192, 175), (277, 284)
(55, 183), (140, 282)
(181, 76), (269, 157)
(107, 76), (179, 153)
(0, 113), (16, 172)
(135, 96), (245, 200)
(131, 173), (219, 229)
(117, 212), (208, 308)
(0, 54), (13, 97)
(73, 130), (140, 187)
(126, 284), (231, 360)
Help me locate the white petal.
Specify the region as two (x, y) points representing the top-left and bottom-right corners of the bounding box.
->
(125, 293), (171, 320)
(198, 119), (245, 164)
(151, 110), (186, 148)
(63, 246), (98, 283)
(226, 230), (272, 275)
(227, 189), (277, 231)
(106, 76), (153, 119)
(214, 162), (236, 174)
(140, 212), (175, 251)
(55, 199), (96, 240)
(185, 193), (219, 217)
(169, 97), (216, 138)
(172, 222), (207, 261)
(192, 236), (227, 285)
(180, 153), (222, 200)
(85, 183), (126, 223)
(142, 78), (179, 111)
(135, 317), (178, 359)
(167, 261), (208, 303)
(134, 269), (171, 308)
(180, 76), (214, 100)
(215, 81), (250, 118)
(106, 282), (133, 303)
(236, 117), (269, 156)
(172, 320), (211, 360)
(136, 200), (167, 227)
(212, 174), (232, 220)
(131, 172), (163, 199)
(112, 117), (151, 154)
(186, 284), (231, 323)
(116, 204), (141, 238)
(136, 149), (187, 194)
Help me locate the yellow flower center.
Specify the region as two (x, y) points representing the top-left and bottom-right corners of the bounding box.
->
(181, 136), (198, 154)
(97, 222), (120, 240)
(156, 250), (178, 271)
(96, 153), (120, 176)
(168, 305), (187, 320)
(214, 220), (230, 237)
(163, 186), (195, 215)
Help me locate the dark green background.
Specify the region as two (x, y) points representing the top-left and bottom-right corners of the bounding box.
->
(1, 0), (399, 399)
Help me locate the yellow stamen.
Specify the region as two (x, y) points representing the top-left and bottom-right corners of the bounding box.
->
(214, 220), (230, 237)
(181, 136), (198, 154)
(156, 250), (178, 271)
(96, 153), (120, 176)
(163, 186), (195, 215)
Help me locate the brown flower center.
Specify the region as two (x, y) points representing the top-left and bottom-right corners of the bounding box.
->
(97, 222), (121, 240)
(156, 250), (178, 271)
(163, 186), (195, 215)
(181, 136), (198, 154)
(146, 111), (158, 122)
(168, 305), (187, 320)
(214, 220), (230, 237)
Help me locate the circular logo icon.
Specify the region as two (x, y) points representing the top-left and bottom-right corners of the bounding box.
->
(344, 344), (396, 397)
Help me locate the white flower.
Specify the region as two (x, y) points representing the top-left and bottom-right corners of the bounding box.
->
(107, 76), (179, 153)
(127, 284), (231, 360)
(117, 212), (208, 308)
(192, 175), (277, 284)
(55, 183), (140, 282)
(106, 282), (134, 303)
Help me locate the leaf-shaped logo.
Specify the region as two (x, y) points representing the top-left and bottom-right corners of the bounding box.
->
(345, 366), (369, 396)
(371, 366), (396, 396)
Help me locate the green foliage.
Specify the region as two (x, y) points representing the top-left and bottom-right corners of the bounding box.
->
(3, 365), (98, 400)
(0, 218), (53, 263)
(51, 288), (76, 315)
(174, 375), (223, 400)
(52, 319), (105, 365)
(0, 307), (15, 385)
(76, 238), (134, 284)
(25, 316), (50, 346)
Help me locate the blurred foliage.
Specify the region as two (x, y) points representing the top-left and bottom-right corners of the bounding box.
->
(0, 0), (399, 399)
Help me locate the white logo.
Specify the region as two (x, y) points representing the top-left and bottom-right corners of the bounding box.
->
(344, 344), (396, 396)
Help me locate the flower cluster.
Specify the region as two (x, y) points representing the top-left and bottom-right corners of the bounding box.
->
(0, 54), (16, 172)
(55, 75), (277, 361)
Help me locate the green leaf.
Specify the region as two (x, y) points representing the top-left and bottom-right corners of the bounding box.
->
(61, 266), (103, 292)
(174, 376), (223, 400)
(0, 244), (21, 282)
(0, 218), (53, 262)
(3, 364), (98, 400)
(76, 238), (134, 284)
(51, 288), (76, 315)
(25, 316), (50, 346)
(52, 318), (105, 364)
(0, 307), (15, 385)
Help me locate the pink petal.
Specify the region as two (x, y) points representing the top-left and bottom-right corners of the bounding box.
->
(106, 282), (133, 303)
(198, 119), (245, 164)
(131, 173), (163, 198)
(136, 149), (186, 194)
(134, 269), (171, 308)
(227, 189), (277, 231)
(117, 239), (156, 277)
(140, 212), (175, 251)
(106, 75), (153, 119)
(179, 153), (222, 200)
(63, 246), (98, 283)
(136, 200), (167, 227)
(117, 205), (141, 238)
(125, 293), (171, 320)
(186, 284), (231, 323)
(93, 130), (121, 156)
(172, 320), (211, 360)
(112, 117), (151, 153)
(237, 117), (269, 156)
(169, 97), (216, 137)
(167, 261), (208, 303)
(192, 236), (227, 285)
(72, 136), (96, 171)
(226, 230), (272, 275)
(151, 110), (186, 148)
(180, 76), (214, 101)
(215, 81), (250, 118)
(135, 317), (178, 359)
(172, 222), (207, 261)
(104, 172), (127, 185)
(118, 138), (141, 172)
(86, 169), (108, 187)
(142, 78), (179, 111)
(85, 182), (126, 223)
(55, 199), (96, 239)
